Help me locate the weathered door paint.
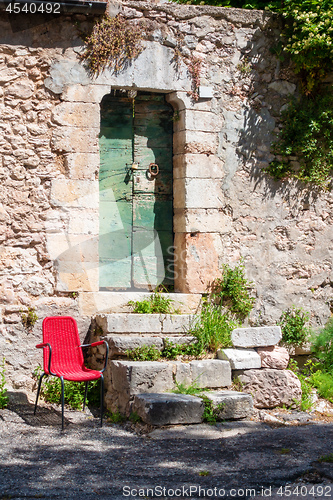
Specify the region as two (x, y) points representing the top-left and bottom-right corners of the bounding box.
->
(99, 92), (174, 290)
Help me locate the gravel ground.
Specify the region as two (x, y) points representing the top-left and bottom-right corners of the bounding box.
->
(1, 399), (333, 500)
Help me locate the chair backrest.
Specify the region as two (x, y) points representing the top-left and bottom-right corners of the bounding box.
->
(42, 316), (84, 375)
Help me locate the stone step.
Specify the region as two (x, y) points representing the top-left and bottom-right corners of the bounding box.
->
(95, 313), (197, 336)
(80, 292), (202, 316)
(133, 393), (204, 426)
(109, 359), (232, 413)
(104, 334), (197, 357)
(132, 390), (254, 426)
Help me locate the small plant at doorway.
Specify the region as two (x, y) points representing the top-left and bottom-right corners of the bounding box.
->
(0, 358), (9, 409)
(128, 290), (180, 314)
(81, 14), (144, 75)
(21, 307), (38, 329)
(212, 261), (255, 318)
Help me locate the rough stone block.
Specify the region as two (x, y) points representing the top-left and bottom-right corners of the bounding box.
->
(174, 178), (224, 209)
(61, 84), (111, 103)
(106, 335), (164, 356)
(162, 314), (195, 334)
(173, 154), (224, 179)
(163, 336), (197, 347)
(232, 326), (282, 348)
(51, 102), (100, 128)
(50, 180), (99, 209)
(257, 346), (289, 369)
(51, 127), (99, 153)
(238, 369), (302, 409)
(174, 209), (231, 233)
(133, 393), (204, 426)
(174, 232), (222, 294)
(68, 209), (99, 235)
(175, 110), (222, 133)
(65, 153), (100, 180)
(217, 348), (261, 370)
(111, 361), (174, 394)
(190, 360), (231, 388)
(204, 390), (254, 420)
(173, 130), (218, 156)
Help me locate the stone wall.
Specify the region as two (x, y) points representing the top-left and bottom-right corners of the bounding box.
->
(0, 1), (332, 392)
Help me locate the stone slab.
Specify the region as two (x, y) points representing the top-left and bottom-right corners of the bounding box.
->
(204, 390), (254, 420)
(231, 326), (282, 348)
(96, 314), (162, 334)
(79, 292), (202, 316)
(217, 348), (261, 370)
(189, 360), (231, 388)
(132, 393), (204, 426)
(105, 335), (164, 356)
(111, 361), (174, 394)
(95, 313), (196, 335)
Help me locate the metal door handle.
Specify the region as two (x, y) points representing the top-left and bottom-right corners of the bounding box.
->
(149, 163), (159, 176)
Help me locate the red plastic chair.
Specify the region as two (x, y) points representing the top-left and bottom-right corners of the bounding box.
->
(34, 316), (109, 429)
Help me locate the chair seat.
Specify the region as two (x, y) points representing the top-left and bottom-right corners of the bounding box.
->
(54, 368), (102, 382)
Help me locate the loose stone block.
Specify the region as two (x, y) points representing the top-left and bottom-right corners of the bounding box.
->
(217, 348), (261, 370)
(189, 360), (231, 388)
(111, 361), (174, 394)
(204, 390), (254, 420)
(133, 393), (204, 426)
(238, 369), (302, 409)
(106, 335), (164, 357)
(257, 346), (289, 370)
(231, 326), (282, 348)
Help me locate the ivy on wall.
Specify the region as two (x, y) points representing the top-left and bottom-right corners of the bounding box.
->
(173, 0), (333, 188)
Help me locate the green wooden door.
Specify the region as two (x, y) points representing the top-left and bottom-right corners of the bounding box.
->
(99, 92), (174, 290)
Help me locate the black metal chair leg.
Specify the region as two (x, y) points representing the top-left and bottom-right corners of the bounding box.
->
(34, 373), (45, 415)
(100, 374), (104, 427)
(60, 376), (65, 431)
(83, 381), (88, 411)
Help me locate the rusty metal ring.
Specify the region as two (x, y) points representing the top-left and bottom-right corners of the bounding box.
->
(149, 163), (159, 176)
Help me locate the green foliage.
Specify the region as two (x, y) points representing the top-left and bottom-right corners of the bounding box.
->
(190, 305), (236, 352)
(126, 344), (161, 361)
(81, 14), (144, 75)
(266, 89), (333, 187)
(288, 358), (314, 411)
(34, 367), (100, 410)
(172, 379), (204, 396)
(129, 411), (141, 424)
(318, 453), (333, 463)
(212, 261), (255, 317)
(162, 338), (203, 359)
(128, 290), (179, 314)
(278, 0), (333, 93)
(0, 359), (9, 410)
(201, 395), (225, 424)
(278, 306), (310, 346)
(21, 308), (38, 329)
(311, 317), (333, 372)
(107, 410), (126, 424)
(310, 370), (333, 403)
